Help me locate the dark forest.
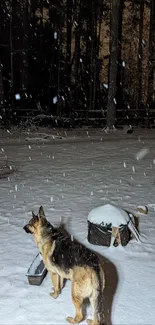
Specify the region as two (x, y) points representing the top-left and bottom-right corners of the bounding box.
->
(0, 0), (155, 128)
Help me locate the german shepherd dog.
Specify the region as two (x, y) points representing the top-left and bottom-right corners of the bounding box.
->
(23, 206), (105, 325)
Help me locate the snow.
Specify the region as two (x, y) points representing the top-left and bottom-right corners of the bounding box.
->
(87, 203), (130, 226)
(137, 205), (148, 215)
(0, 128), (155, 324)
(113, 98), (117, 104)
(15, 93), (21, 100)
(137, 205), (147, 210)
(135, 148), (149, 160)
(54, 32), (57, 39)
(53, 96), (58, 104)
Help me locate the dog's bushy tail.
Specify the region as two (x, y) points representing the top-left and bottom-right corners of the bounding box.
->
(91, 265), (105, 325)
(98, 265), (105, 325)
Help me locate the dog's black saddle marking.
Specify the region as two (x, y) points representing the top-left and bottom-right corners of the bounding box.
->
(51, 232), (100, 274)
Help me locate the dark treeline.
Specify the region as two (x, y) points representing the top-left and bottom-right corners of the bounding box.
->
(0, 0), (155, 128)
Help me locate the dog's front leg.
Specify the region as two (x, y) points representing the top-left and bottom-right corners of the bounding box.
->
(60, 276), (64, 291)
(49, 272), (61, 299)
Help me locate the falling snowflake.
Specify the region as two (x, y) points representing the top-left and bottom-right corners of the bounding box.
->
(53, 96), (58, 104)
(113, 98), (117, 105)
(54, 32), (57, 39)
(15, 93), (21, 100)
(135, 148), (149, 161)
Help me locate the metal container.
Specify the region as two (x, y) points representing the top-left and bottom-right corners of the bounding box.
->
(26, 253), (47, 286)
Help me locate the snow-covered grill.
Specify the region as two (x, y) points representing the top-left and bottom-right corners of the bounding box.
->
(87, 204), (140, 247)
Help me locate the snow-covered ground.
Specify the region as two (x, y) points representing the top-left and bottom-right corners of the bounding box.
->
(0, 128), (155, 325)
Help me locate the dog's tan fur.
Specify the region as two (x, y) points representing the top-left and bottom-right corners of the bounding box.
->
(24, 206), (105, 325)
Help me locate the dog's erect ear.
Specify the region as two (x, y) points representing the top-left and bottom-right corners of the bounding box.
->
(32, 211), (36, 218)
(38, 206), (45, 217)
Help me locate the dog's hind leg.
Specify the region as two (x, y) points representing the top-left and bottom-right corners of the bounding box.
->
(66, 268), (87, 323)
(87, 266), (105, 325)
(49, 272), (61, 299)
(87, 292), (100, 325)
(66, 295), (83, 324)
(66, 266), (94, 324)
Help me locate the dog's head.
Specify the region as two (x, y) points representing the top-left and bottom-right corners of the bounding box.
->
(23, 206), (48, 235)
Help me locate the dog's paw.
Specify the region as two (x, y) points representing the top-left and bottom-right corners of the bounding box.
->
(50, 291), (60, 299)
(66, 316), (83, 324)
(87, 319), (99, 325)
(87, 320), (93, 325)
(66, 316), (75, 324)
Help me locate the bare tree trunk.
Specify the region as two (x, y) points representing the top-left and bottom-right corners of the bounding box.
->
(73, 0), (81, 112)
(106, 0), (121, 129)
(30, 0), (36, 30)
(89, 0), (94, 113)
(116, 0), (123, 106)
(40, 1), (44, 48)
(66, 0), (72, 78)
(74, 0), (81, 81)
(96, 0), (103, 96)
(0, 1), (5, 119)
(66, 0), (73, 116)
(10, 0), (14, 118)
(21, 0), (29, 109)
(147, 0), (155, 104)
(92, 4), (97, 111)
(57, 31), (61, 117)
(0, 59), (5, 118)
(138, 0), (144, 107)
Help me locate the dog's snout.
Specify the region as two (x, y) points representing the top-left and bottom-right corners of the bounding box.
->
(23, 224), (28, 232)
(23, 224), (32, 234)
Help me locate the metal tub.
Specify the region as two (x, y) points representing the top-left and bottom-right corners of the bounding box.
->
(26, 253), (47, 286)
